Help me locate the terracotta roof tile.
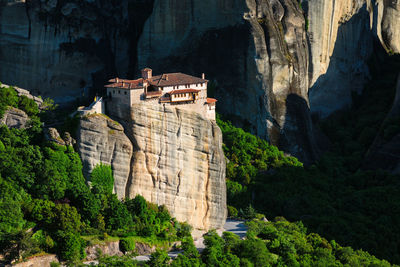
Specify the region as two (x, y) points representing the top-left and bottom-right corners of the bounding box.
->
(105, 78), (145, 89)
(206, 98), (217, 104)
(149, 73), (208, 87)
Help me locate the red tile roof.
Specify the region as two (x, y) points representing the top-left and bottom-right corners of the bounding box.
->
(106, 72), (208, 89)
(206, 98), (217, 104)
(105, 78), (145, 89)
(149, 73), (208, 87)
(169, 89), (200, 94)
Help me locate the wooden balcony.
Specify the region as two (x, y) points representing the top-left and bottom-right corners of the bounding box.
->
(160, 96), (171, 103)
(145, 91), (162, 99)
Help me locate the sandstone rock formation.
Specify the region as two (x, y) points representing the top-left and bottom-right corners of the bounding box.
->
(44, 127), (76, 146)
(0, 107), (29, 129)
(305, 0), (374, 116)
(13, 254), (59, 267)
(305, 0), (400, 116)
(85, 241), (123, 261)
(125, 104), (227, 230)
(78, 114), (133, 199)
(373, 0), (400, 54)
(77, 104), (227, 230)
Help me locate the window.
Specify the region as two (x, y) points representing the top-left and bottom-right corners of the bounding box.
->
(113, 90), (115, 94)
(124, 91), (127, 95)
(118, 90), (121, 94)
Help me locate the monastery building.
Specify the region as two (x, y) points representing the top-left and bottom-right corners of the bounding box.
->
(105, 68), (217, 120)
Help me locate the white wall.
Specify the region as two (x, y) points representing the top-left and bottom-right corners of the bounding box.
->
(163, 82), (207, 92)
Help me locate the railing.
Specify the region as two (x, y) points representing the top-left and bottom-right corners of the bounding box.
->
(159, 96), (171, 103)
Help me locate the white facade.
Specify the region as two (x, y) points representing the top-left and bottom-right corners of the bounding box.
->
(77, 97), (105, 116)
(162, 82), (207, 93)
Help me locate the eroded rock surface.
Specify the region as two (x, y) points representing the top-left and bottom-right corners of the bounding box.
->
(124, 104), (226, 230)
(0, 107), (29, 129)
(77, 105), (227, 230)
(78, 114), (133, 199)
(373, 0), (400, 54)
(85, 241), (123, 261)
(305, 0), (374, 116)
(305, 0), (400, 116)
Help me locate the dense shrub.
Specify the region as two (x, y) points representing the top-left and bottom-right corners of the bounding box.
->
(91, 163), (114, 195)
(120, 237), (136, 254)
(55, 231), (86, 262)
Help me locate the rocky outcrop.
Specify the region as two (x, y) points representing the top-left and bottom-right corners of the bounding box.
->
(44, 127), (76, 146)
(12, 254), (59, 267)
(0, 107), (29, 129)
(305, 0), (400, 117)
(305, 0), (374, 116)
(124, 104), (226, 230)
(0, 83), (43, 107)
(78, 114), (133, 199)
(77, 104), (227, 230)
(85, 241), (123, 261)
(373, 0), (400, 54)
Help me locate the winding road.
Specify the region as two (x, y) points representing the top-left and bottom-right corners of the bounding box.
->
(134, 219), (248, 261)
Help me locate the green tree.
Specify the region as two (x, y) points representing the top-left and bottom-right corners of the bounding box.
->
(148, 249), (170, 267)
(55, 231), (86, 262)
(103, 194), (132, 231)
(0, 177), (28, 236)
(91, 163), (114, 195)
(51, 204), (82, 233)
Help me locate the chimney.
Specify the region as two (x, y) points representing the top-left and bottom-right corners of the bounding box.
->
(116, 77), (119, 83)
(141, 68), (152, 80)
(165, 74), (168, 81)
(202, 73), (205, 79)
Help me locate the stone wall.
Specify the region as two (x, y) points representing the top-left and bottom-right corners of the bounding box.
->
(77, 97), (105, 116)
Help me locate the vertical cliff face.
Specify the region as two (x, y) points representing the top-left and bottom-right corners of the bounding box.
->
(305, 0), (374, 116)
(0, 0), (153, 102)
(305, 0), (400, 117)
(78, 114), (133, 199)
(373, 0), (400, 54)
(77, 105), (227, 230)
(138, 0), (319, 163)
(125, 104), (226, 230)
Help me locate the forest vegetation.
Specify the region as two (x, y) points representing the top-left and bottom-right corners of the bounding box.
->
(0, 54), (399, 266)
(0, 84), (191, 265)
(219, 53), (400, 264)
